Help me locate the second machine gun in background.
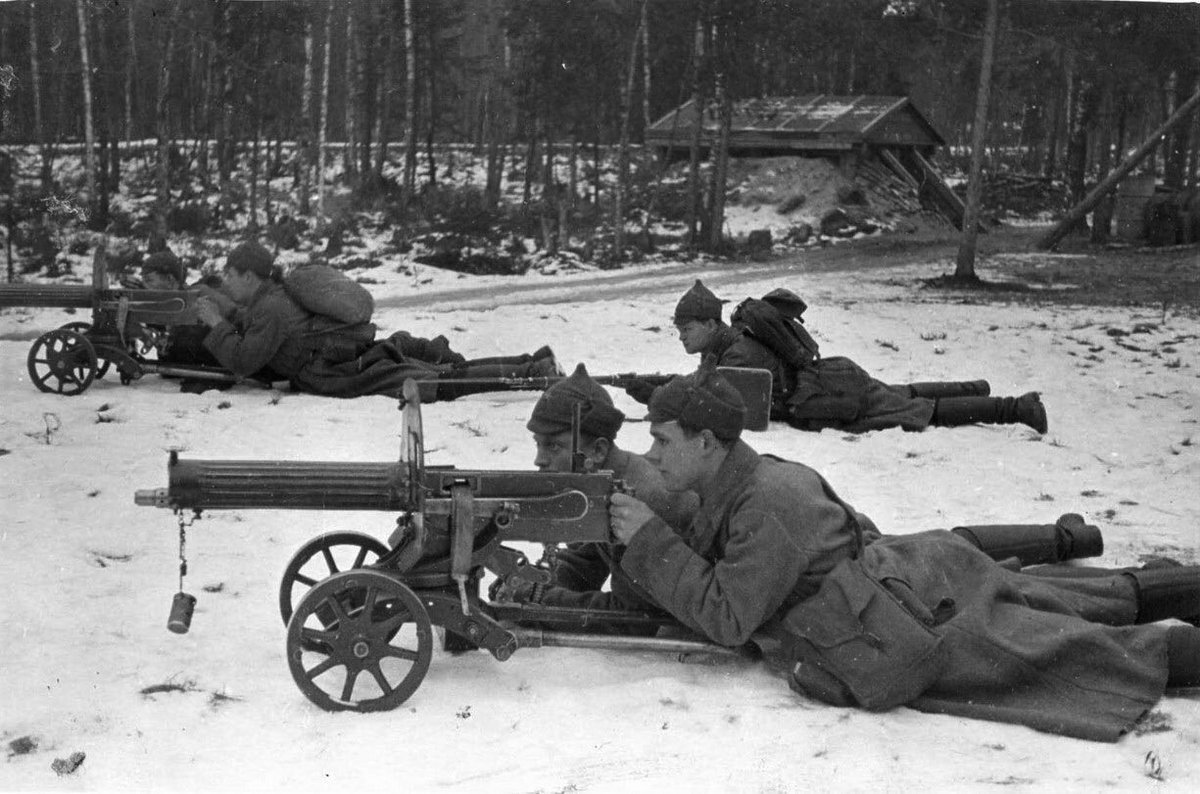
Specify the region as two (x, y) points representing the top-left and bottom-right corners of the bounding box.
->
(135, 379), (755, 714)
(0, 244), (241, 395)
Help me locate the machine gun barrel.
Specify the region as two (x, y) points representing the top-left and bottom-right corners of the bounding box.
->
(134, 454), (403, 511)
(0, 283), (95, 309)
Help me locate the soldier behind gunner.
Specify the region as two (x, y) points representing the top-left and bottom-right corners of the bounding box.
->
(495, 363), (698, 618)
(628, 279), (1047, 434)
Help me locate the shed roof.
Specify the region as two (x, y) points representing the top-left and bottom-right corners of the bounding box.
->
(646, 95), (945, 152)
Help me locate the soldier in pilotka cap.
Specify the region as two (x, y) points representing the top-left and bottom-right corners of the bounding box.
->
(607, 367), (1200, 742)
(493, 364), (697, 619)
(640, 278), (1047, 434)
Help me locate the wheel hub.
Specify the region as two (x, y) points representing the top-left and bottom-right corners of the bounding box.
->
(352, 639), (371, 659)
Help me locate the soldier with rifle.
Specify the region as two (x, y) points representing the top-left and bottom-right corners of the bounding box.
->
(626, 280), (1047, 434)
(604, 367), (1200, 741)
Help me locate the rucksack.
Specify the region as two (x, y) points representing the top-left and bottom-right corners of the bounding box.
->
(284, 264), (375, 325)
(730, 288), (820, 370)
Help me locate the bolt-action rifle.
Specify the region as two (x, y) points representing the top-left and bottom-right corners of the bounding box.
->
(427, 366), (774, 431)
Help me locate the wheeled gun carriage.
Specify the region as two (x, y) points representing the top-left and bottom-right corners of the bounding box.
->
(0, 248), (238, 395)
(135, 380), (751, 713)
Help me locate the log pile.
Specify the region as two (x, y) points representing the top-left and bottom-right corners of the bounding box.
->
(959, 172), (1071, 217)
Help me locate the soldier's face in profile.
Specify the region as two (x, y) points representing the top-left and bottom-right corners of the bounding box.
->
(141, 270), (179, 290)
(645, 421), (706, 492)
(532, 430), (606, 472)
(676, 320), (717, 354)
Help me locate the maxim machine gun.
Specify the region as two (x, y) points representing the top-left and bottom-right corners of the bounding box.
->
(135, 380), (752, 713)
(0, 248), (236, 395)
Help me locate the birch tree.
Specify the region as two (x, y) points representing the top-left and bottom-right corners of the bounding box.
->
(152, 2), (178, 251)
(613, 4), (645, 261)
(75, 0), (98, 214)
(316, 0), (334, 223)
(124, 3), (135, 146)
(298, 14), (314, 214)
(402, 0), (418, 201)
(29, 0), (52, 190)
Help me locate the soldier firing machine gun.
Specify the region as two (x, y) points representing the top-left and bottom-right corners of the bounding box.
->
(0, 245), (240, 395)
(135, 379), (755, 713)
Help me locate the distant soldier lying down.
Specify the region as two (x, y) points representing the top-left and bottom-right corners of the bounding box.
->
(193, 240), (560, 400)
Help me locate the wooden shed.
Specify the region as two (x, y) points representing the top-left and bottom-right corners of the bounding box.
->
(646, 95), (969, 228)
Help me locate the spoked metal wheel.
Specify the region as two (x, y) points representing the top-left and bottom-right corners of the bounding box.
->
(58, 322), (111, 379)
(286, 570), (433, 712)
(278, 532), (391, 625)
(27, 329), (98, 395)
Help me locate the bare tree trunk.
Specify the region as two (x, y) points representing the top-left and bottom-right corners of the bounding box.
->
(317, 0), (333, 224)
(198, 35), (213, 190)
(75, 0), (98, 213)
(953, 0), (999, 282)
(1042, 52), (1064, 179)
(484, 87), (503, 209)
(125, 3), (135, 147)
(424, 28), (438, 187)
(29, 0), (52, 191)
(1189, 84), (1200, 191)
(1165, 68), (1197, 190)
(248, 123), (260, 233)
(613, 4), (645, 261)
(343, 3), (357, 177)
(298, 15), (315, 213)
(706, 57), (732, 252)
(1090, 82), (1115, 244)
(402, 0), (417, 201)
(217, 0), (235, 219)
(685, 12), (708, 251)
(373, 3), (395, 178)
(640, 0), (651, 138)
(152, 5), (178, 252)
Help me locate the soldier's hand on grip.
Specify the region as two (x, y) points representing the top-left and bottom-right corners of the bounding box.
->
(610, 491), (655, 544)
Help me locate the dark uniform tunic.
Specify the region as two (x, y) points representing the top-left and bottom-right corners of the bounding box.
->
(619, 441), (1168, 741)
(203, 282), (453, 398)
(700, 324), (933, 432)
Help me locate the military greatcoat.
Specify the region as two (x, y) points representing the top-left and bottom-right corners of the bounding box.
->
(620, 441), (1169, 741)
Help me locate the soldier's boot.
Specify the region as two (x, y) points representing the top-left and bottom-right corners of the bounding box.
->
(896, 380), (991, 399)
(930, 392), (1048, 433)
(1126, 566), (1200, 625)
(950, 513), (1104, 568)
(1165, 626), (1200, 687)
(435, 357), (562, 400)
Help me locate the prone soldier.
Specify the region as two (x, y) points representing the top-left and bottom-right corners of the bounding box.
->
(193, 240), (561, 400)
(628, 280), (1046, 434)
(606, 367), (1200, 741)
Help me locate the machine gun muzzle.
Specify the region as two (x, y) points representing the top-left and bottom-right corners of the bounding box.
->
(134, 452), (404, 511)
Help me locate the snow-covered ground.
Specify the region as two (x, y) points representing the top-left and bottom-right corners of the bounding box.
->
(2, 244), (1199, 792)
